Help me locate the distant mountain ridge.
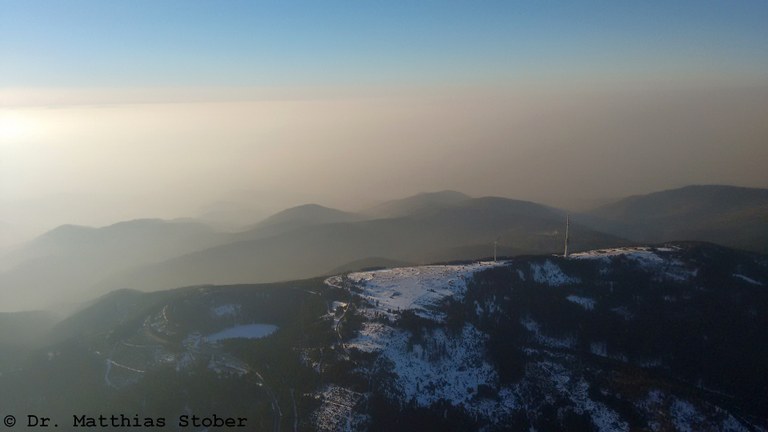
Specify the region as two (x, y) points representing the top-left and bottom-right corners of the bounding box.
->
(91, 196), (624, 295)
(362, 190), (471, 218)
(585, 184), (768, 253)
(0, 219), (229, 311)
(2, 184), (766, 313)
(241, 203), (362, 240)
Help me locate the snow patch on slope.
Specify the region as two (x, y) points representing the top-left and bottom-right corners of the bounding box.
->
(352, 323), (503, 414)
(520, 316), (576, 349)
(312, 385), (367, 432)
(211, 304), (240, 318)
(635, 389), (750, 432)
(669, 398), (706, 432)
(733, 273), (763, 286)
(205, 324), (278, 342)
(340, 262), (514, 421)
(519, 360), (629, 432)
(570, 247), (696, 282)
(611, 306), (634, 320)
(566, 295), (596, 310)
(571, 246), (671, 262)
(530, 260), (579, 286)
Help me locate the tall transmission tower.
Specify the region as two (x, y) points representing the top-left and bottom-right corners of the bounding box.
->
(493, 236), (500, 262)
(563, 215), (570, 258)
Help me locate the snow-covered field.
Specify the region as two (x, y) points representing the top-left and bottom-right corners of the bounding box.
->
(331, 262), (513, 421)
(318, 250), (757, 431)
(347, 261), (505, 321)
(570, 246), (697, 282)
(570, 246), (676, 261)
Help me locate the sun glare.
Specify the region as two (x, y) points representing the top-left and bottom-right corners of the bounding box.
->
(0, 111), (36, 144)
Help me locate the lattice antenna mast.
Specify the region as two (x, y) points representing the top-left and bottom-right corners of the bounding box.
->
(493, 236), (500, 262)
(564, 215), (570, 258)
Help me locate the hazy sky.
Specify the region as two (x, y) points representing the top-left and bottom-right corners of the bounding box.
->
(1, 0), (767, 241)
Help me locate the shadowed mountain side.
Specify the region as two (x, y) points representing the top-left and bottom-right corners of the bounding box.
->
(94, 198), (628, 293)
(583, 185), (768, 253)
(47, 288), (172, 343)
(0, 310), (59, 350)
(0, 219), (231, 312)
(1, 219), (227, 271)
(0, 310), (60, 370)
(0, 205), (365, 312)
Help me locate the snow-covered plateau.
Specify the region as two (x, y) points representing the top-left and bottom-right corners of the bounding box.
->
(312, 245), (765, 431)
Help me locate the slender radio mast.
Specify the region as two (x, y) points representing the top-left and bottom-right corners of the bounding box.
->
(493, 236), (499, 262)
(563, 215), (570, 258)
